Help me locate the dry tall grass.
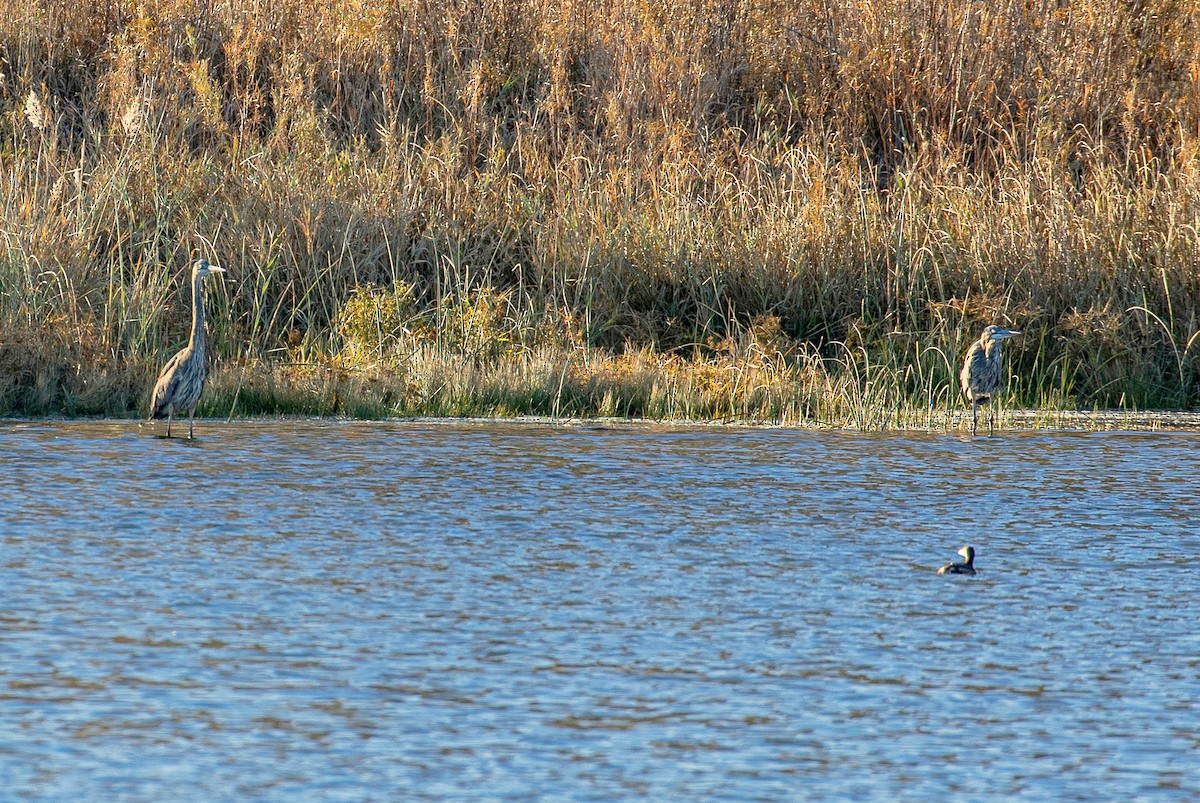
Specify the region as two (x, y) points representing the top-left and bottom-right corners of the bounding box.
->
(2, 0), (1198, 421)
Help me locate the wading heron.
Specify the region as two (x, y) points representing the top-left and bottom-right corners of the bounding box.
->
(960, 325), (1021, 435)
(937, 545), (976, 575)
(149, 258), (226, 438)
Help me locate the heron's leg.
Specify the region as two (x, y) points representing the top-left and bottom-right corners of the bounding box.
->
(971, 401), (979, 435)
(188, 410), (195, 439)
(988, 405), (995, 436)
(166, 408), (173, 438)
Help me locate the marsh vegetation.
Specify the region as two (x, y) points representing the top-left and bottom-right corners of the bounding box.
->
(2, 1), (1198, 425)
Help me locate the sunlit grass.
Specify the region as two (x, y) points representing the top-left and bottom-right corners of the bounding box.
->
(1, 1), (1198, 427)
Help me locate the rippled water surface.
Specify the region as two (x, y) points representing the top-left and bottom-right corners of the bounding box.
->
(2, 420), (1198, 799)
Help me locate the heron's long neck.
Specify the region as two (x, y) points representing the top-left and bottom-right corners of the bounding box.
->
(985, 339), (1002, 362)
(188, 273), (206, 357)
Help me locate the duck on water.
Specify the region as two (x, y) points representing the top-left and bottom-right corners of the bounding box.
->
(937, 545), (977, 575)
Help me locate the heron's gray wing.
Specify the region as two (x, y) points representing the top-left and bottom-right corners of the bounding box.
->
(149, 350), (186, 419)
(960, 342), (984, 400)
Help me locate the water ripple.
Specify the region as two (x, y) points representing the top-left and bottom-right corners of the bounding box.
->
(1, 421), (1197, 799)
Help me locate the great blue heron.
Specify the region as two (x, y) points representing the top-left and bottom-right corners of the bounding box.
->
(960, 324), (1021, 435)
(149, 258), (226, 438)
(937, 545), (976, 575)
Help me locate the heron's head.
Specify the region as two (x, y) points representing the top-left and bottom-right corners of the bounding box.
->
(958, 545), (975, 563)
(192, 258), (226, 278)
(981, 324), (1020, 343)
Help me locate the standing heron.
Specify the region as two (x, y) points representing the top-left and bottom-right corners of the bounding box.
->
(960, 324), (1021, 436)
(937, 545), (977, 575)
(149, 258), (226, 438)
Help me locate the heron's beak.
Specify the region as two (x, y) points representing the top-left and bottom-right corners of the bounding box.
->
(991, 328), (1020, 340)
(208, 265), (226, 274)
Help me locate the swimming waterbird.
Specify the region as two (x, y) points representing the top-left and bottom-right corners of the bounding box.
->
(937, 545), (977, 576)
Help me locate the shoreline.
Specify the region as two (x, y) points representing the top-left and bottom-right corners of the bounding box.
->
(5, 409), (1200, 433)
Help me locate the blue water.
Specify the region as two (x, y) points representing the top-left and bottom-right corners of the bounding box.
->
(2, 421), (1197, 799)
